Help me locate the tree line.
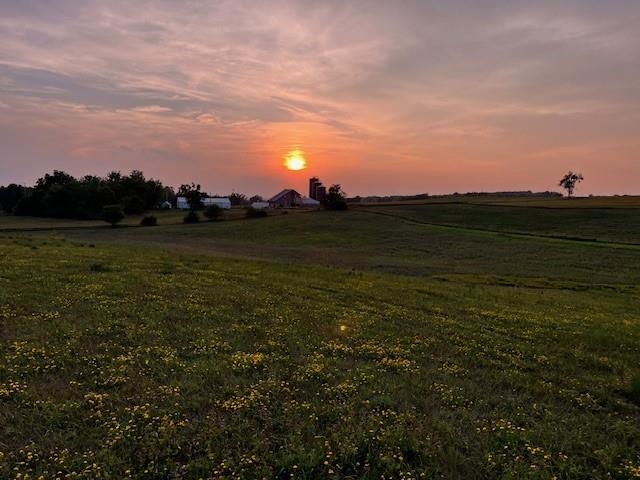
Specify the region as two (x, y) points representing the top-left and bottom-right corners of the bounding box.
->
(0, 170), (171, 219)
(0, 170), (266, 219)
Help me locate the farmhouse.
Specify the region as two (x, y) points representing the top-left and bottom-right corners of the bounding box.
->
(176, 196), (231, 209)
(268, 189), (302, 208)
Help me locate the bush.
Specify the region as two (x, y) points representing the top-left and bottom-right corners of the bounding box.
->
(183, 211), (200, 223)
(324, 184), (348, 211)
(140, 215), (157, 226)
(245, 207), (268, 219)
(100, 205), (125, 226)
(204, 204), (223, 221)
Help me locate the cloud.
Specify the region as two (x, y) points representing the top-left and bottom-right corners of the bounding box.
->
(128, 105), (173, 113)
(0, 0), (639, 195)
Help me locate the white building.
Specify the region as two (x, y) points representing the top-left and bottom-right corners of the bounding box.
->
(250, 201), (270, 210)
(300, 197), (321, 207)
(176, 196), (231, 209)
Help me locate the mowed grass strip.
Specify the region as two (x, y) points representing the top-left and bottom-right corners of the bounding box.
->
(1, 232), (639, 479)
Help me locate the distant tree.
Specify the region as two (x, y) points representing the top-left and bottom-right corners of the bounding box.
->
(10, 169), (168, 219)
(101, 205), (125, 227)
(178, 183), (204, 211)
(0, 184), (25, 213)
(559, 171), (584, 198)
(36, 170), (75, 189)
(324, 184), (348, 211)
(107, 171), (123, 183)
(162, 186), (176, 207)
(249, 195), (264, 204)
(204, 204), (223, 221)
(229, 192), (249, 206)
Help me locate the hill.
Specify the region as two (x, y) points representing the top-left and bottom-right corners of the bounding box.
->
(1, 202), (639, 478)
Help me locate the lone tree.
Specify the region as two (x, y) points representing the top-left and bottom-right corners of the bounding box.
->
(100, 204), (124, 227)
(324, 184), (348, 210)
(229, 192), (249, 206)
(178, 183), (204, 211)
(559, 171), (584, 198)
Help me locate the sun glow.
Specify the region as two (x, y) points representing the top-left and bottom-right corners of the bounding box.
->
(284, 150), (307, 171)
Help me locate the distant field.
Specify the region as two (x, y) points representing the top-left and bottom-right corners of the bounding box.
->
(360, 195), (640, 208)
(360, 202), (640, 245)
(1, 203), (639, 478)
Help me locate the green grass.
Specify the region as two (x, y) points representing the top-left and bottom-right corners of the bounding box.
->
(1, 204), (640, 479)
(0, 207), (276, 231)
(361, 195), (640, 208)
(0, 209), (183, 229)
(45, 207), (640, 286)
(362, 203), (640, 244)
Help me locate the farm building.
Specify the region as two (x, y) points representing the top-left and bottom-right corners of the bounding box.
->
(176, 196), (231, 210)
(300, 197), (320, 207)
(251, 201), (270, 210)
(268, 189), (302, 208)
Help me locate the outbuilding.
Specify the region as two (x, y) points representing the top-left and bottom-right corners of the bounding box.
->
(300, 197), (321, 207)
(176, 196), (231, 210)
(251, 201), (270, 210)
(203, 197), (231, 209)
(268, 189), (302, 208)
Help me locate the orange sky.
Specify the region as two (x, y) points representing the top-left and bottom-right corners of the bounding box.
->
(1, 1), (639, 196)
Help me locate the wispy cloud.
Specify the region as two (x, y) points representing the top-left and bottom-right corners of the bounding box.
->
(0, 0), (639, 194)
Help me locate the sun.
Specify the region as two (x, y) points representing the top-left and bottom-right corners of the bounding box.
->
(284, 149), (307, 171)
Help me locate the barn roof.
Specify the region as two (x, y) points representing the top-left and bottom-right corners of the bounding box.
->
(268, 189), (301, 202)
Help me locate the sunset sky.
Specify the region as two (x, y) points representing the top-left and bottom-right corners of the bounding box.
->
(1, 1), (639, 196)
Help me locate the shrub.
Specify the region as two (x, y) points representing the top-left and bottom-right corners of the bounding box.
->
(140, 215), (157, 226)
(100, 205), (124, 227)
(204, 204), (223, 221)
(183, 211), (200, 223)
(324, 184), (348, 211)
(245, 207), (268, 219)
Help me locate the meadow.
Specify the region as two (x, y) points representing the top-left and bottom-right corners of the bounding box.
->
(1, 200), (639, 479)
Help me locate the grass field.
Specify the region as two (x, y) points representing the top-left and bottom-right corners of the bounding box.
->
(1, 201), (640, 479)
(0, 208), (286, 231)
(361, 203), (640, 245)
(360, 195), (640, 209)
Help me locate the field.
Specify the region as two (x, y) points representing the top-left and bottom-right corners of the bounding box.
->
(1, 199), (640, 479)
(0, 208), (275, 231)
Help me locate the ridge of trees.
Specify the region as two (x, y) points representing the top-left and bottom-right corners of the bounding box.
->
(0, 170), (172, 219)
(0, 170), (265, 219)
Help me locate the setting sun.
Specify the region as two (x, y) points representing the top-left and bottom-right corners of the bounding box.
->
(284, 150), (307, 171)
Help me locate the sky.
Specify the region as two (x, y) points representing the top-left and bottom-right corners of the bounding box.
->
(1, 0), (639, 197)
